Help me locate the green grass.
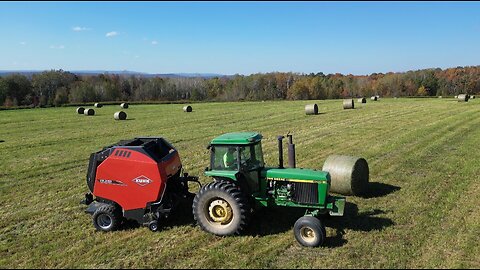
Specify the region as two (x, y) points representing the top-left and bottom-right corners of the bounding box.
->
(0, 98), (479, 268)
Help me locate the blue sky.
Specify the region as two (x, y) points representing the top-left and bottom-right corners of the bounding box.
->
(0, 1), (479, 75)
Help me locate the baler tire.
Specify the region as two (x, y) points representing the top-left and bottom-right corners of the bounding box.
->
(293, 216), (326, 247)
(193, 180), (250, 236)
(148, 221), (159, 232)
(92, 204), (121, 232)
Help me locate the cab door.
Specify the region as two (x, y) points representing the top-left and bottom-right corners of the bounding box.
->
(239, 144), (263, 193)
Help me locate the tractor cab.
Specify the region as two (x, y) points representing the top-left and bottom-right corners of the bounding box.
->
(206, 132), (264, 193)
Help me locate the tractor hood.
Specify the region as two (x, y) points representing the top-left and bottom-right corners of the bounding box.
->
(263, 167), (330, 182)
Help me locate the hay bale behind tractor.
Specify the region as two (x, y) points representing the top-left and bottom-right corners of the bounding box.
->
(114, 111), (127, 120)
(305, 104), (318, 115)
(471, 95), (475, 99)
(76, 107), (85, 114)
(371, 96), (378, 101)
(358, 97), (366, 103)
(120, 103), (129, 109)
(322, 155), (369, 196)
(183, 105), (193, 112)
(458, 94), (469, 102)
(343, 99), (354, 109)
(84, 108), (95, 116)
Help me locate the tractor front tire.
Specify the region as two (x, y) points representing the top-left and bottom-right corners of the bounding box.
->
(293, 216), (326, 247)
(92, 204), (121, 232)
(193, 181), (250, 236)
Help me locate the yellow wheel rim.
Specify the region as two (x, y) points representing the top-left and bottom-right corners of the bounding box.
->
(300, 227), (316, 243)
(208, 199), (233, 224)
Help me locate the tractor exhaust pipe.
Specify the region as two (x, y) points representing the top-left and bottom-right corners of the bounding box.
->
(287, 134), (296, 168)
(277, 135), (285, 169)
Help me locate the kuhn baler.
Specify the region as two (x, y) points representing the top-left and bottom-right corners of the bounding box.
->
(82, 137), (199, 232)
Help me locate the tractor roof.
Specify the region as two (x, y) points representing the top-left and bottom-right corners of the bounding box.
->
(211, 132), (263, 145)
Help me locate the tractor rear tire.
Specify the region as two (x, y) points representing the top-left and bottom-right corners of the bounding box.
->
(92, 204), (121, 232)
(193, 181), (250, 236)
(293, 216), (326, 247)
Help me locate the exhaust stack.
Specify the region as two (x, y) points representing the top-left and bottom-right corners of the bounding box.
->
(277, 135), (285, 169)
(287, 134), (296, 168)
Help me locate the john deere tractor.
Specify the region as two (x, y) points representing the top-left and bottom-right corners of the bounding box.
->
(193, 132), (368, 247)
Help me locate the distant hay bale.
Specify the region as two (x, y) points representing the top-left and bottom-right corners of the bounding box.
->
(94, 103), (103, 108)
(438, 96), (442, 98)
(458, 94), (469, 102)
(454, 95), (458, 99)
(322, 155), (369, 196)
(305, 104), (318, 115)
(84, 108), (95, 116)
(343, 99), (355, 109)
(114, 111), (127, 120)
(120, 103), (129, 109)
(357, 97), (367, 103)
(183, 105), (193, 112)
(371, 96), (378, 101)
(471, 95), (476, 99)
(76, 107), (85, 114)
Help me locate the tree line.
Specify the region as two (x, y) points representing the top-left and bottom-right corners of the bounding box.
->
(0, 66), (479, 107)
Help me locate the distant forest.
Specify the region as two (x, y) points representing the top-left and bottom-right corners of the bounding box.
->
(0, 66), (479, 107)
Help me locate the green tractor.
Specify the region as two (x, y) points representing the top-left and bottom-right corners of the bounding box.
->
(192, 132), (369, 247)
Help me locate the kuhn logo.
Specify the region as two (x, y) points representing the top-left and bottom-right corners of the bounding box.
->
(132, 175), (153, 187)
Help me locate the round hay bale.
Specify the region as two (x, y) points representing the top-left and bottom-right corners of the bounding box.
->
(76, 107), (85, 114)
(438, 96), (442, 99)
(458, 94), (469, 102)
(114, 111), (127, 120)
(84, 108), (95, 116)
(371, 96), (378, 101)
(343, 99), (354, 109)
(94, 103), (103, 108)
(322, 155), (369, 196)
(305, 104), (318, 115)
(454, 95), (458, 99)
(471, 95), (475, 99)
(120, 103), (129, 109)
(357, 97), (366, 103)
(183, 105), (193, 112)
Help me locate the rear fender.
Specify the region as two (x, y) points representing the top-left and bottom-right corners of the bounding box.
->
(204, 170), (238, 181)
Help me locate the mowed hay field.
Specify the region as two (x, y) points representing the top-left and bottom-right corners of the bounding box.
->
(1, 98), (479, 269)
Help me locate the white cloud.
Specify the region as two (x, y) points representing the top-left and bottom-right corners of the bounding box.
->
(72, 26), (90, 32)
(106, 31), (118, 37)
(50, 45), (65, 49)
(20, 41), (27, 45)
(151, 40), (158, 45)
